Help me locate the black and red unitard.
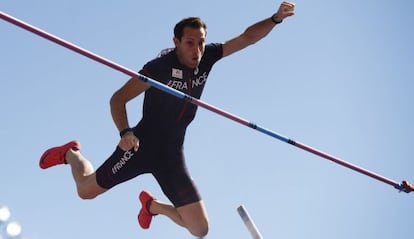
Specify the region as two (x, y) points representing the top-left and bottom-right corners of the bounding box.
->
(96, 43), (223, 207)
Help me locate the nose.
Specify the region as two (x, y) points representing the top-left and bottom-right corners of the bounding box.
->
(196, 45), (204, 56)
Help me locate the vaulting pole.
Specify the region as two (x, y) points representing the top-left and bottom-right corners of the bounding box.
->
(1, 11), (412, 193)
(237, 205), (263, 239)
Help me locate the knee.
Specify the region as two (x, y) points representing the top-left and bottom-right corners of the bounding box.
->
(76, 175), (104, 200)
(189, 221), (209, 238)
(77, 189), (98, 200)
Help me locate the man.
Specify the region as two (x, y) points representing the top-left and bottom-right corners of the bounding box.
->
(39, 2), (295, 237)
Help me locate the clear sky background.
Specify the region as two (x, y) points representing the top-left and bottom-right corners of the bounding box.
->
(1, 1), (413, 239)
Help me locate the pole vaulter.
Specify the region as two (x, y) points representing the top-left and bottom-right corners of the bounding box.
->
(1, 11), (412, 193)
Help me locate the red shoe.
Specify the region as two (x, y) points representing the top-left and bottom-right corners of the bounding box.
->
(39, 140), (81, 169)
(138, 190), (157, 229)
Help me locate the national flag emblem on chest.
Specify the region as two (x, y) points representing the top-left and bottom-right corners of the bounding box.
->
(172, 68), (183, 79)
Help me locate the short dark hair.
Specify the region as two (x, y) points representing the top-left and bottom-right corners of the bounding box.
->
(174, 17), (207, 40)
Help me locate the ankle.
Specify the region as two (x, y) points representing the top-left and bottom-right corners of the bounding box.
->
(147, 199), (154, 214)
(65, 148), (79, 164)
(148, 199), (161, 216)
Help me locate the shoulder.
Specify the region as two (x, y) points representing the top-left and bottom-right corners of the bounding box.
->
(202, 43), (223, 63)
(205, 43), (223, 56)
(140, 49), (176, 76)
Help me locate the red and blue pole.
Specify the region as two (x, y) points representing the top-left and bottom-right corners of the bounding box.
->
(1, 11), (412, 193)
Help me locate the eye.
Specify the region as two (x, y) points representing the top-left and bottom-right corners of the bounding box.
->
(185, 40), (195, 47)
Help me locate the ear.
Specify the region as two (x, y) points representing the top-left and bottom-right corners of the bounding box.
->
(173, 37), (180, 47)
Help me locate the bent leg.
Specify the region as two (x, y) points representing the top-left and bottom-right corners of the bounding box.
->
(65, 149), (107, 199)
(176, 201), (209, 237)
(149, 199), (208, 237)
(140, 146), (208, 236)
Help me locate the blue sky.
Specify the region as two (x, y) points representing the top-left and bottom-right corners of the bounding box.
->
(1, 1), (413, 239)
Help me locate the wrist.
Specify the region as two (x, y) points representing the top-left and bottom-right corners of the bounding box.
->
(271, 14), (283, 25)
(119, 127), (133, 138)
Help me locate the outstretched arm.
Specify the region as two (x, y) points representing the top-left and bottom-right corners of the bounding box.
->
(222, 1), (295, 57)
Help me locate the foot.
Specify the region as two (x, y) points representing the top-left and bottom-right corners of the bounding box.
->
(138, 190), (157, 229)
(39, 140), (81, 169)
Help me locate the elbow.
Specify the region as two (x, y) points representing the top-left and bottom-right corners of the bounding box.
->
(109, 92), (117, 109)
(242, 28), (267, 46)
(243, 34), (259, 46)
(110, 90), (124, 110)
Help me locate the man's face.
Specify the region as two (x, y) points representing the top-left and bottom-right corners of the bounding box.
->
(174, 26), (206, 69)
